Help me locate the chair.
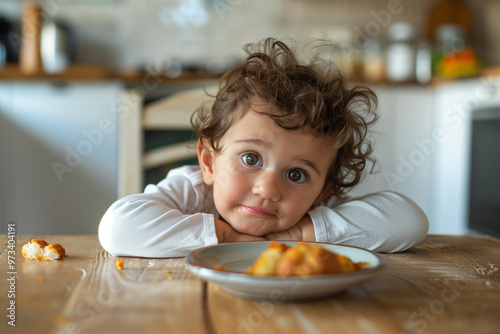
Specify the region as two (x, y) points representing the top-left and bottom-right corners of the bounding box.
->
(117, 86), (215, 198)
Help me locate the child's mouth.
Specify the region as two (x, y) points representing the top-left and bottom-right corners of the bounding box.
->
(240, 205), (274, 217)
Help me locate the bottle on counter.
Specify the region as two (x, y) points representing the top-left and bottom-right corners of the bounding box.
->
(40, 19), (74, 74)
(415, 40), (432, 85)
(431, 24), (480, 78)
(425, 0), (479, 79)
(385, 22), (416, 83)
(363, 38), (385, 83)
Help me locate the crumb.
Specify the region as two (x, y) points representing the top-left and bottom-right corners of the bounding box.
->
(38, 277), (44, 283)
(164, 270), (171, 274)
(53, 315), (72, 325)
(22, 239), (66, 261)
(115, 259), (124, 271)
(212, 264), (227, 271)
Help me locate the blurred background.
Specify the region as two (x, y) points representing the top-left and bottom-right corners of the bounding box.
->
(1, 0), (499, 238)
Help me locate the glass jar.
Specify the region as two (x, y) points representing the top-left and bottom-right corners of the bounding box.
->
(363, 38), (385, 83)
(432, 24), (480, 78)
(385, 22), (416, 82)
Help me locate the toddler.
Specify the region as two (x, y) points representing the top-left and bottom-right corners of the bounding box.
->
(99, 38), (428, 257)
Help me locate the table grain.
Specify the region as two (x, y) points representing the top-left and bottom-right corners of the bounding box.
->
(1, 234), (499, 334)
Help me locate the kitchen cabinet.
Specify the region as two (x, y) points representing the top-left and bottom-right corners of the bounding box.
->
(350, 85), (434, 221)
(431, 76), (500, 235)
(0, 81), (123, 235)
(352, 77), (500, 236)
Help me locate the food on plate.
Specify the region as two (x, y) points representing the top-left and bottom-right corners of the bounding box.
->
(115, 259), (124, 271)
(212, 264), (228, 272)
(246, 241), (367, 277)
(246, 241), (289, 276)
(22, 239), (66, 261)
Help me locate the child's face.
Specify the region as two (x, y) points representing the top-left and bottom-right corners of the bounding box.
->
(199, 107), (337, 236)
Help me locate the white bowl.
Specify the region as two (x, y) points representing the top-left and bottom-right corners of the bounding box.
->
(186, 241), (386, 300)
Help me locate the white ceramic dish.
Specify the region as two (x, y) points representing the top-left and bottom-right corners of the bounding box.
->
(186, 241), (386, 300)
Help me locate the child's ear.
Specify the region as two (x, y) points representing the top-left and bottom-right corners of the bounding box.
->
(197, 139), (215, 185)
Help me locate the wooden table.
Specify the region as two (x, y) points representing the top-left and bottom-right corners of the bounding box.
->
(1, 234), (499, 334)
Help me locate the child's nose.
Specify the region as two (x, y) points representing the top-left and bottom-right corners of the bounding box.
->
(252, 171), (281, 202)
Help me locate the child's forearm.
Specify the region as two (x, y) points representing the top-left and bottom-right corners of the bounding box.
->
(98, 194), (218, 257)
(214, 218), (233, 242)
(309, 191), (429, 252)
(214, 218), (266, 243)
(297, 214), (316, 241)
(263, 214), (316, 242)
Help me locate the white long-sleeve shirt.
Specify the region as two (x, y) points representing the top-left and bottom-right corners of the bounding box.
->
(99, 166), (429, 257)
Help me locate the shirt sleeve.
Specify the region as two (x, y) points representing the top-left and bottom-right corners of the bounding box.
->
(98, 166), (219, 258)
(308, 191), (429, 253)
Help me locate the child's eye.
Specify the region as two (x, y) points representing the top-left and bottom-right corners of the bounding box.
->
(286, 169), (307, 183)
(241, 153), (262, 167)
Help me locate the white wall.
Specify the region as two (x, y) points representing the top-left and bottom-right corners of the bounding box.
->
(0, 0), (498, 70)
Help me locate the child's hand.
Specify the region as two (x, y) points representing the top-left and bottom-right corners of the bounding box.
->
(214, 218), (266, 243)
(263, 214), (316, 242)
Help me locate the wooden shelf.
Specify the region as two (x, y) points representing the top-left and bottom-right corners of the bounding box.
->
(0, 63), (220, 83)
(0, 63), (110, 80)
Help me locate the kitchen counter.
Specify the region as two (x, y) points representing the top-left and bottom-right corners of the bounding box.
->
(1, 234), (499, 333)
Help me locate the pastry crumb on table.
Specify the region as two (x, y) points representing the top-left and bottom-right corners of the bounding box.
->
(115, 259), (124, 271)
(22, 239), (66, 261)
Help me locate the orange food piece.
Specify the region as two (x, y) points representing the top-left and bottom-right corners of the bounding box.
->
(115, 259), (124, 271)
(22, 239), (66, 261)
(247, 241), (366, 277)
(246, 241), (288, 275)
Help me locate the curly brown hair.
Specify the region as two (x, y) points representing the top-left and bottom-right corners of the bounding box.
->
(191, 38), (378, 195)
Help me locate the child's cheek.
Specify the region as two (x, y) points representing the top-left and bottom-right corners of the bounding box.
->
(213, 169), (232, 193)
(213, 159), (243, 192)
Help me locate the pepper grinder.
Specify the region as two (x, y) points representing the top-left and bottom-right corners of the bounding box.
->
(19, 1), (43, 75)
